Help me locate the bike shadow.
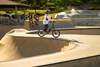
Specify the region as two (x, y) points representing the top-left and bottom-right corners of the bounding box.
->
(59, 38), (83, 44)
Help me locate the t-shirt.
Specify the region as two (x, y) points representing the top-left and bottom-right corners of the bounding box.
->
(43, 14), (51, 24)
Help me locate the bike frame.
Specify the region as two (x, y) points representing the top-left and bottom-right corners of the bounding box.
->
(46, 21), (55, 33)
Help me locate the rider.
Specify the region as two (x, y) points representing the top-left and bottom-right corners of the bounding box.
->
(28, 13), (33, 26)
(43, 10), (52, 32)
(33, 12), (39, 26)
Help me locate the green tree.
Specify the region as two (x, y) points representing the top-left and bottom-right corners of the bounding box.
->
(11, 0), (48, 9)
(11, 0), (100, 9)
(54, 0), (83, 9)
(92, 0), (100, 5)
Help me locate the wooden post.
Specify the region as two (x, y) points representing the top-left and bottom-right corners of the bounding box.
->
(24, 8), (26, 20)
(15, 6), (17, 19)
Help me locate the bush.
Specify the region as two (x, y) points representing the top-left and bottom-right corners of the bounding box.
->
(26, 10), (46, 16)
(0, 10), (47, 16)
(0, 17), (24, 25)
(0, 11), (7, 17)
(88, 6), (100, 10)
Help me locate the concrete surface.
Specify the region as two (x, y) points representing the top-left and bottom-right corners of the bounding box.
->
(0, 29), (100, 67)
(0, 29), (75, 62)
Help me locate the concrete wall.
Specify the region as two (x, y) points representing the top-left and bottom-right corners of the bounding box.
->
(71, 10), (100, 26)
(60, 28), (100, 35)
(72, 18), (100, 26)
(24, 21), (74, 30)
(0, 34), (69, 62)
(12, 37), (69, 57)
(0, 25), (23, 39)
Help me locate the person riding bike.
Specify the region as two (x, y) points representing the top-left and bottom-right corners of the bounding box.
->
(28, 13), (34, 26)
(43, 11), (52, 32)
(33, 12), (39, 26)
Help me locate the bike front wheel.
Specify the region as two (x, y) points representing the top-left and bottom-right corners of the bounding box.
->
(52, 30), (60, 38)
(38, 30), (45, 37)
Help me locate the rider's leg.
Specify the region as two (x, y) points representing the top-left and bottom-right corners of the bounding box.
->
(29, 20), (33, 29)
(44, 24), (48, 32)
(31, 19), (35, 27)
(35, 19), (39, 26)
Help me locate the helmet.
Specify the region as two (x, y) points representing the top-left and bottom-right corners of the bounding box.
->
(46, 10), (49, 14)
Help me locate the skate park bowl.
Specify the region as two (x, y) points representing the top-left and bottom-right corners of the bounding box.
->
(0, 29), (100, 67)
(0, 29), (76, 62)
(0, 28), (100, 67)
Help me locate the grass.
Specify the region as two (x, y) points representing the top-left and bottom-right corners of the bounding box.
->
(12, 11), (24, 15)
(0, 11), (7, 15)
(26, 10), (46, 13)
(0, 10), (47, 16)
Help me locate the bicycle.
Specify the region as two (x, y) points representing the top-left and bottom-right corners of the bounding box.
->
(38, 21), (60, 38)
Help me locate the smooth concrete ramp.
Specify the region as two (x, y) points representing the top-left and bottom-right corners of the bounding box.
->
(0, 29), (100, 67)
(0, 29), (74, 62)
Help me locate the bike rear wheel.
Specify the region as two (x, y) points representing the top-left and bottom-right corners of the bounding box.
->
(38, 30), (45, 37)
(52, 30), (60, 38)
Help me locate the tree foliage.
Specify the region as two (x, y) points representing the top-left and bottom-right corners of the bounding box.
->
(11, 0), (100, 9)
